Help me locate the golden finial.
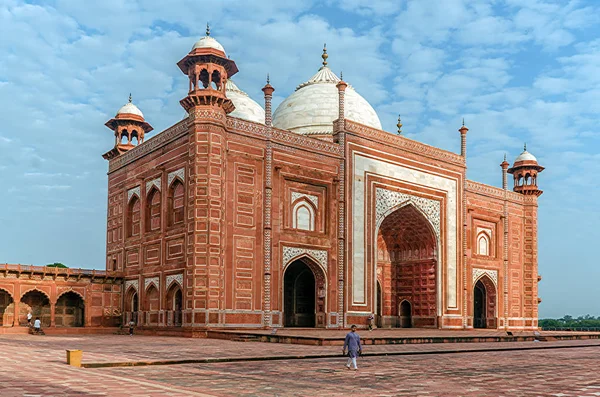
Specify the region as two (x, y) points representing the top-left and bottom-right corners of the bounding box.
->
(206, 23), (210, 36)
(322, 43), (328, 67)
(504, 153), (507, 162)
(340, 71), (343, 80)
(397, 114), (403, 134)
(128, 93), (132, 103)
(524, 143), (527, 151)
(462, 118), (465, 126)
(267, 73), (270, 84)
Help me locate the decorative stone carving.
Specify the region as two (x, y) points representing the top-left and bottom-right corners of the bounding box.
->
(375, 188), (440, 238)
(282, 246), (328, 272)
(166, 273), (183, 290)
(144, 276), (159, 291)
(473, 268), (498, 285)
(127, 186), (140, 201)
(466, 180), (524, 203)
(168, 168), (185, 186)
(291, 192), (318, 207)
(125, 279), (139, 292)
(146, 177), (161, 192)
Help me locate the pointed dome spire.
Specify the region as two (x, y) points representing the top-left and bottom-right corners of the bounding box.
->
(191, 23), (226, 54)
(116, 94), (144, 118)
(322, 43), (328, 67)
(396, 114), (402, 134)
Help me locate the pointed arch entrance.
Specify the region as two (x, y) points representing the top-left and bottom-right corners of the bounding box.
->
(377, 203), (437, 328)
(166, 284), (183, 327)
(55, 291), (85, 327)
(474, 275), (497, 329)
(283, 257), (326, 328)
(0, 289), (14, 327)
(124, 287), (139, 324)
(20, 290), (51, 327)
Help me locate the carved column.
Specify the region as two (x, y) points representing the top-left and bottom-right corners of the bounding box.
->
(501, 156), (509, 329)
(262, 78), (275, 328)
(336, 79), (348, 327)
(50, 302), (56, 327)
(459, 122), (468, 328)
(13, 299), (19, 327)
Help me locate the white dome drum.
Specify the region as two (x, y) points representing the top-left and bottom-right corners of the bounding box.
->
(226, 80), (265, 124)
(273, 63), (381, 136)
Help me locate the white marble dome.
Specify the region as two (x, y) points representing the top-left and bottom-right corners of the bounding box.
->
(272, 66), (382, 135)
(191, 36), (226, 54)
(226, 80), (265, 124)
(117, 102), (144, 118)
(515, 149), (537, 163)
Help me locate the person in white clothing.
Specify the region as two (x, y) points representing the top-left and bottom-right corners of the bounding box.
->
(27, 311), (32, 327)
(33, 317), (41, 334)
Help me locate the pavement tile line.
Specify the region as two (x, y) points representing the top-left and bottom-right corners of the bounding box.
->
(82, 342), (600, 369)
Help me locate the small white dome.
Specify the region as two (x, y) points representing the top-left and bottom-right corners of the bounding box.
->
(515, 150), (537, 163)
(117, 102), (144, 118)
(272, 67), (382, 135)
(226, 80), (265, 124)
(192, 36), (226, 54)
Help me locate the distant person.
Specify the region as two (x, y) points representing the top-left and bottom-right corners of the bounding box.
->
(33, 317), (41, 334)
(27, 311), (32, 327)
(367, 313), (374, 331)
(342, 324), (362, 370)
(128, 320), (135, 336)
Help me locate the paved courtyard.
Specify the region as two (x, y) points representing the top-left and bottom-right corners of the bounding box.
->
(1, 334), (599, 396)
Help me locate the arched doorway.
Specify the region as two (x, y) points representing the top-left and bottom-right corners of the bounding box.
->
(400, 300), (412, 328)
(124, 288), (139, 325)
(144, 285), (159, 325)
(166, 284), (183, 327)
(0, 289), (14, 327)
(55, 292), (85, 327)
(473, 276), (497, 329)
(284, 260), (317, 327)
(20, 290), (51, 327)
(377, 204), (437, 328)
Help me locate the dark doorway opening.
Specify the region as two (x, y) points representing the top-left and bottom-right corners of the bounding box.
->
(55, 292), (85, 327)
(21, 290), (51, 327)
(0, 289), (14, 327)
(400, 300), (412, 328)
(376, 281), (382, 328)
(474, 280), (486, 329)
(166, 285), (183, 327)
(284, 260), (316, 327)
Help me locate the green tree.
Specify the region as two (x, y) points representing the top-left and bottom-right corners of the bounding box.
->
(46, 263), (68, 268)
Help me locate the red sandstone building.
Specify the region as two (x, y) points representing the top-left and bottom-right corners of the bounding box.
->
(0, 31), (544, 331)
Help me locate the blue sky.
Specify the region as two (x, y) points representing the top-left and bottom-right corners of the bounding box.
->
(0, 0), (598, 318)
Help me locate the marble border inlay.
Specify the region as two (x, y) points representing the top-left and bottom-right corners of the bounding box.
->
(291, 192), (318, 207)
(375, 188), (440, 238)
(473, 268), (498, 286)
(127, 186), (140, 201)
(125, 279), (139, 293)
(282, 246), (328, 273)
(144, 276), (159, 291)
(166, 273), (183, 290)
(146, 177), (161, 192)
(168, 168), (185, 186)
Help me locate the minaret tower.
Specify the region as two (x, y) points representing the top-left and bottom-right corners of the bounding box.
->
(177, 24), (238, 114)
(507, 144), (545, 196)
(102, 94), (153, 160)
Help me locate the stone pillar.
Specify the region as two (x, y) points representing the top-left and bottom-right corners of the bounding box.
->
(50, 302), (56, 327)
(458, 122), (469, 328)
(13, 299), (19, 327)
(336, 79), (348, 327)
(262, 77), (275, 328)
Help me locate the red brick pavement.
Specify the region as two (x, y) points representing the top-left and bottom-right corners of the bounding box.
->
(1, 334), (600, 396)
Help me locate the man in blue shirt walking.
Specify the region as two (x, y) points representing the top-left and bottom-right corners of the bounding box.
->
(342, 324), (362, 370)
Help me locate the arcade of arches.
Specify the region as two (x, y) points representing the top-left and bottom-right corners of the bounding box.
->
(376, 204), (437, 328)
(123, 283), (183, 328)
(0, 289), (84, 328)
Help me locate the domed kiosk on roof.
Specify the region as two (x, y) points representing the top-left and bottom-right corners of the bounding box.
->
(102, 95), (153, 160)
(508, 144), (545, 197)
(272, 45), (381, 139)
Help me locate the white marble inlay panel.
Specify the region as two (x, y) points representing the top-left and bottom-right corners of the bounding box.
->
(291, 192), (318, 207)
(166, 273), (183, 289)
(375, 188), (440, 238)
(352, 152), (458, 308)
(473, 268), (498, 286)
(125, 279), (139, 292)
(168, 168), (185, 186)
(146, 177), (161, 192)
(144, 276), (159, 290)
(282, 246), (328, 273)
(127, 186), (140, 201)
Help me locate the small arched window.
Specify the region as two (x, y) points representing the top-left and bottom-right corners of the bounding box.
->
(292, 200), (315, 231)
(168, 179), (185, 227)
(146, 188), (161, 232)
(127, 196), (141, 237)
(477, 232), (490, 256)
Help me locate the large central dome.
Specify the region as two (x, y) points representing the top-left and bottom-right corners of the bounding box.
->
(273, 53), (382, 136)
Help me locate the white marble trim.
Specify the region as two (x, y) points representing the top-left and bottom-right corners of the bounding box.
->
(146, 177), (161, 192)
(168, 168), (185, 186)
(166, 273), (183, 290)
(282, 246), (328, 274)
(472, 268), (498, 286)
(125, 279), (139, 293)
(127, 186), (140, 202)
(144, 276), (159, 291)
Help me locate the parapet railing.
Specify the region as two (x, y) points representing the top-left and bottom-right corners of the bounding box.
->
(0, 264), (123, 280)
